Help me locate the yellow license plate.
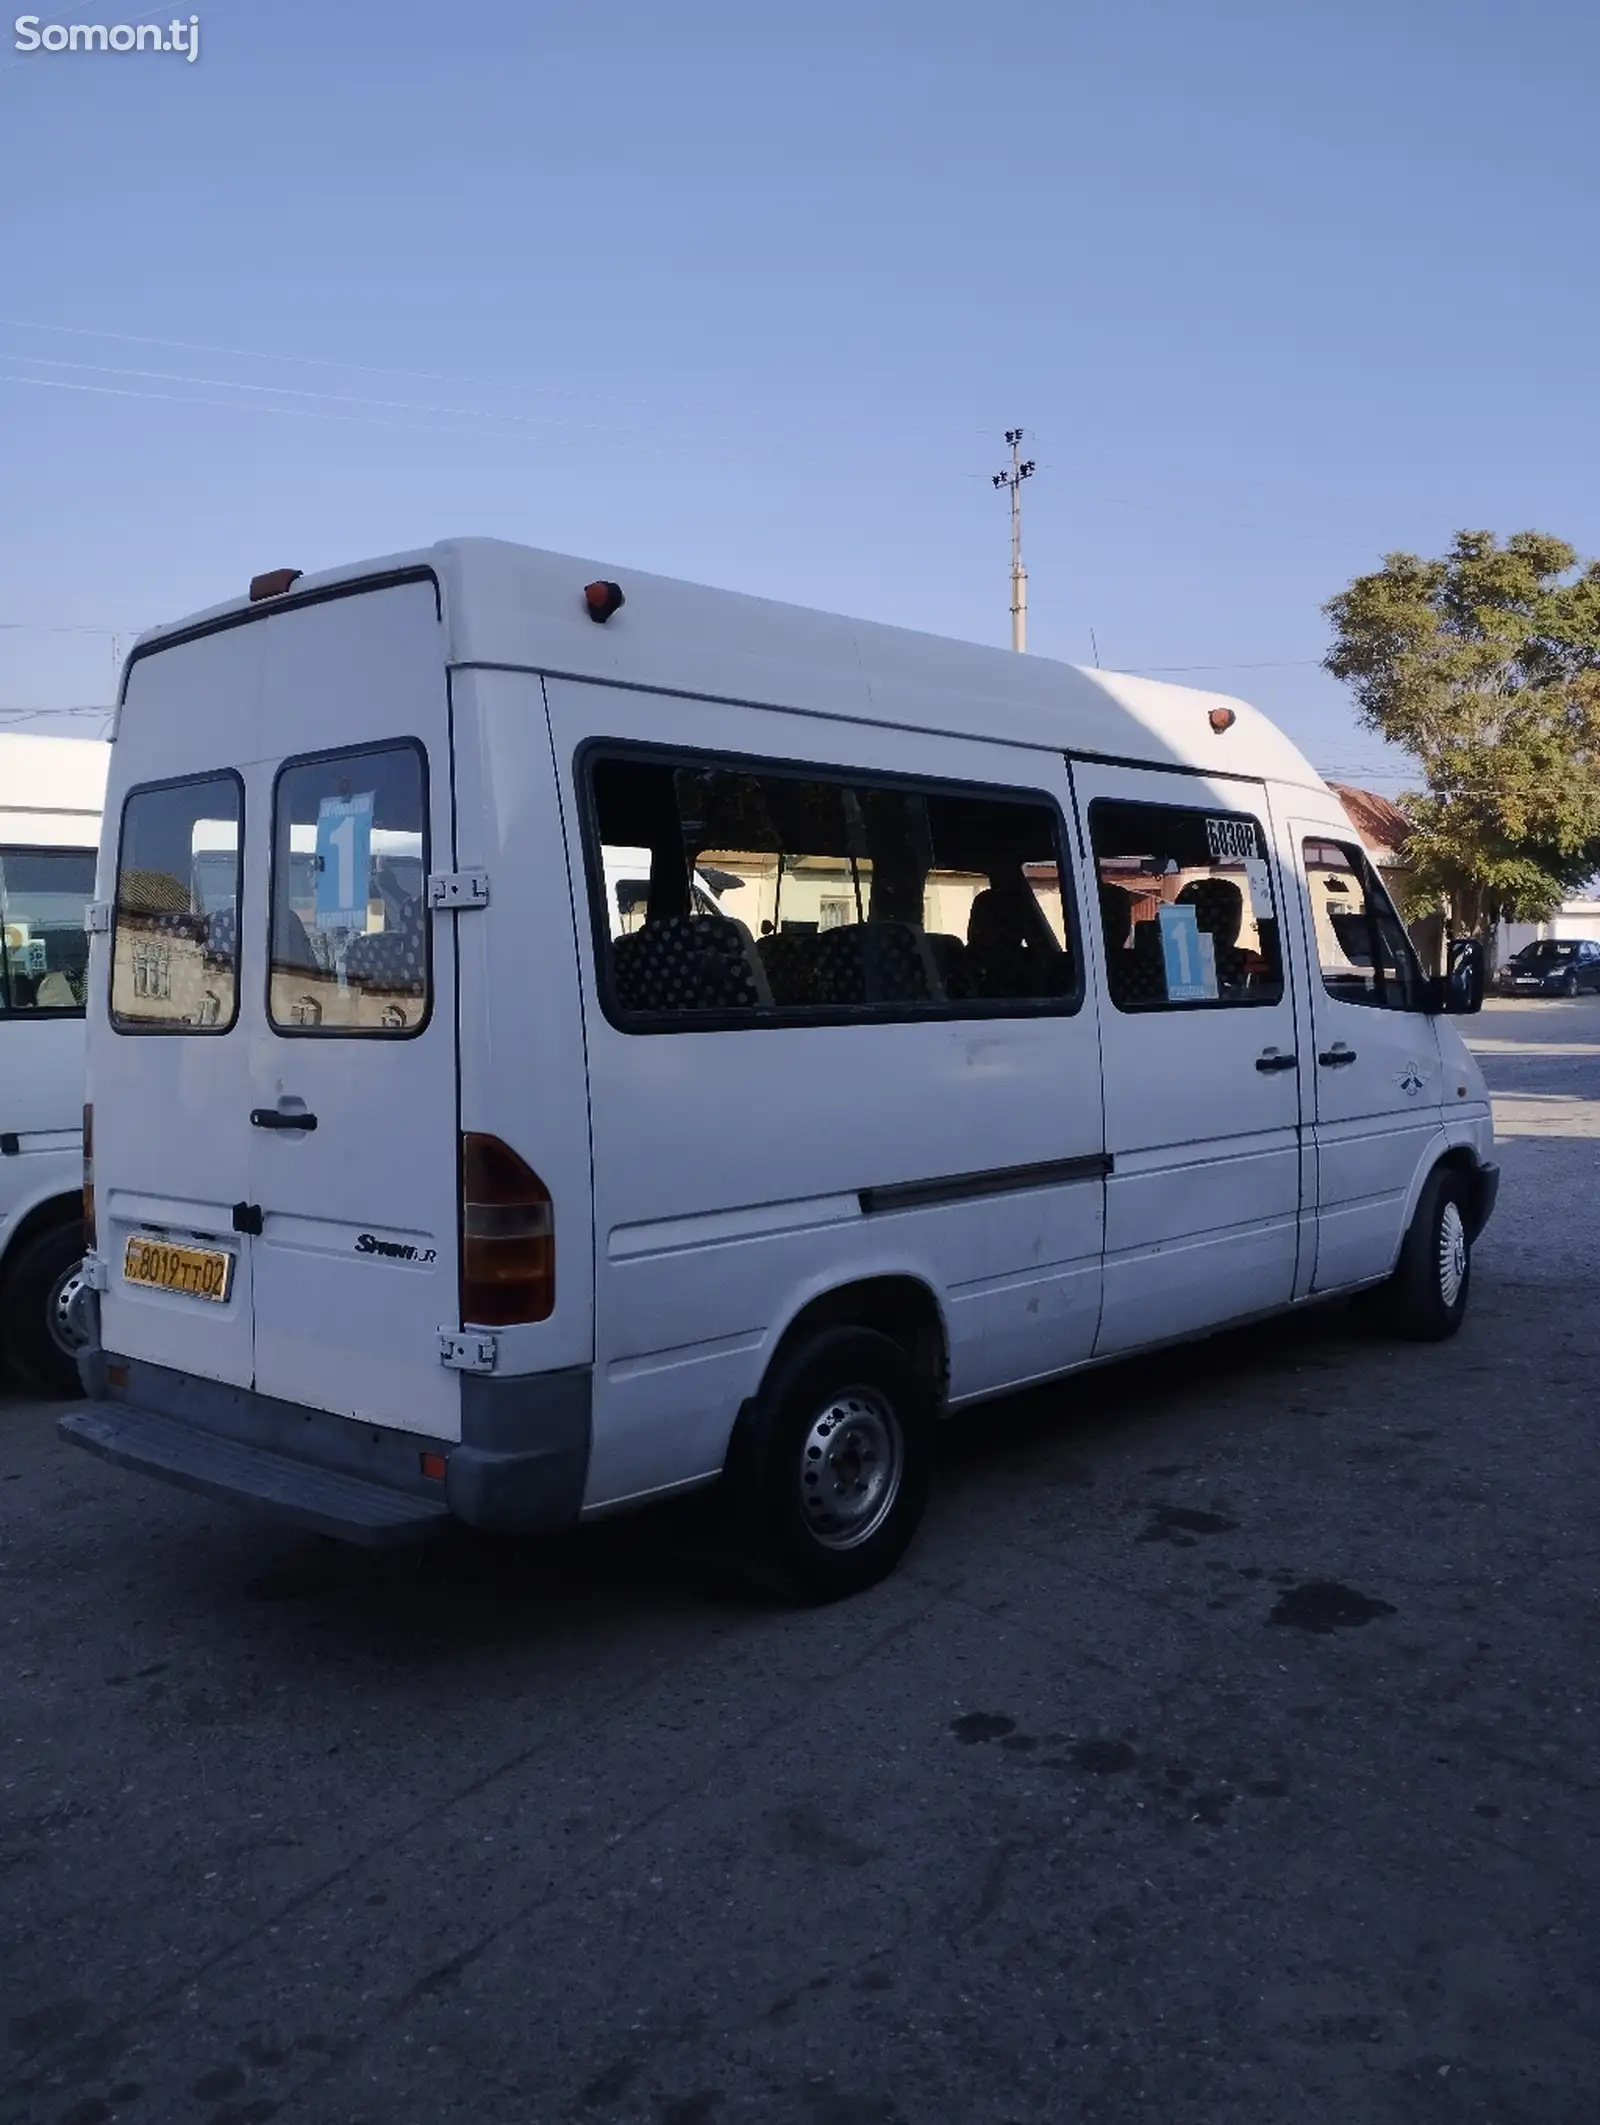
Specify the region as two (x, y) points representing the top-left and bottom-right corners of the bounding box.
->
(123, 1235), (234, 1304)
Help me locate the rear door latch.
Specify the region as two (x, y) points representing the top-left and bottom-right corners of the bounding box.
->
(438, 1330), (497, 1373)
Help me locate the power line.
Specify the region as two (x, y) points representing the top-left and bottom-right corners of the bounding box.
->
(0, 313), (646, 405)
(2, 349), (609, 435)
(0, 706), (114, 728)
(0, 363), (741, 470)
(1123, 658), (1325, 674)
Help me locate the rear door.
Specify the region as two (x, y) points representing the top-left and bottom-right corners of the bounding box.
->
(1075, 764), (1305, 1353)
(245, 582), (461, 1436)
(97, 706), (254, 1387)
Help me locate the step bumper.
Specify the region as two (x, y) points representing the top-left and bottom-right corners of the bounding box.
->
(60, 1355), (594, 1546)
(60, 1401), (451, 1547)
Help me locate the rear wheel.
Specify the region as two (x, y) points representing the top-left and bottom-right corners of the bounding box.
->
(720, 1326), (934, 1603)
(1562, 970), (1580, 997)
(1, 1219), (90, 1397)
(1377, 1167), (1471, 1342)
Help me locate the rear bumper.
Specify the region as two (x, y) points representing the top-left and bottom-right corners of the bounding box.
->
(61, 1353), (592, 1547)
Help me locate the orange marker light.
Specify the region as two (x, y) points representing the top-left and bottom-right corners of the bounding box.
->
(583, 579), (625, 623)
(1208, 706), (1237, 733)
(249, 568), (303, 602)
(420, 1452), (447, 1482)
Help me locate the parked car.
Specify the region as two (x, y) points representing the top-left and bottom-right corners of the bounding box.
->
(62, 539), (1495, 1601)
(1, 733), (109, 1393)
(1495, 938), (1600, 997)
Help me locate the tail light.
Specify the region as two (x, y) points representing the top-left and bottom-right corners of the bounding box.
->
(82, 1102), (96, 1250)
(460, 1134), (553, 1325)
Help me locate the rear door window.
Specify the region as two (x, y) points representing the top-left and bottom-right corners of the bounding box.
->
(111, 775), (243, 1032)
(0, 847), (97, 1014)
(268, 742), (429, 1035)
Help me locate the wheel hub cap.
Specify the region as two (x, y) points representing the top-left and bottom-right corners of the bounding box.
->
(1438, 1201), (1467, 1308)
(798, 1389), (903, 1551)
(49, 1263), (91, 1358)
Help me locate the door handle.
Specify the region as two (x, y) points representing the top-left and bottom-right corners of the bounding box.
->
(1255, 1051), (1298, 1072)
(1318, 1046), (1358, 1067)
(250, 1108), (319, 1131)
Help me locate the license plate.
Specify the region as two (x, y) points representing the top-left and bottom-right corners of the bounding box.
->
(123, 1235), (234, 1304)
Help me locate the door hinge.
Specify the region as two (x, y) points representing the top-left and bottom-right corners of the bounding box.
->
(81, 1254), (110, 1292)
(427, 870), (490, 911)
(84, 902), (113, 935)
(439, 1329), (497, 1374)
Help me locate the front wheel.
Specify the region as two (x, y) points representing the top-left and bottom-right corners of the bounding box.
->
(1, 1219), (90, 1397)
(719, 1326), (934, 1603)
(1377, 1168), (1471, 1342)
(1562, 970), (1580, 997)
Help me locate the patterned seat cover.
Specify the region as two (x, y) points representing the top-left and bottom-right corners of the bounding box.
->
(614, 914), (772, 1013)
(343, 896), (427, 996)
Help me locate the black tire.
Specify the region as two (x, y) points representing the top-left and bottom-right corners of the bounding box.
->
(1562, 970), (1579, 997)
(1376, 1167), (1471, 1343)
(719, 1326), (935, 1603)
(1, 1219), (89, 1397)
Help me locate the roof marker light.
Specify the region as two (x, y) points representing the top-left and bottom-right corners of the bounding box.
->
(583, 580), (625, 623)
(250, 568), (303, 602)
(1208, 706), (1237, 733)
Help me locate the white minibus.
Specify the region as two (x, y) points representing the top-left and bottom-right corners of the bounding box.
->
(61, 543), (1495, 1599)
(1, 733), (109, 1393)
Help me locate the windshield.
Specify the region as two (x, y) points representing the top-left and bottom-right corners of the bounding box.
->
(1516, 941), (1576, 962)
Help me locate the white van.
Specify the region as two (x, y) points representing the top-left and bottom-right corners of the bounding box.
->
(1, 733), (109, 1393)
(61, 543), (1495, 1599)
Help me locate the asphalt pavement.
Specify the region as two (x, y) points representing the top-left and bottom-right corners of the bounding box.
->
(4, 997), (1598, 2125)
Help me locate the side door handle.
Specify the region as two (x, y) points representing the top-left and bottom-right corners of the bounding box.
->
(250, 1108), (319, 1132)
(1318, 1045), (1358, 1067)
(1255, 1050), (1298, 1072)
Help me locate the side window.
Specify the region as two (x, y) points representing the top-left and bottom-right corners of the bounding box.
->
(587, 750), (1076, 1028)
(111, 776), (242, 1032)
(1090, 799), (1283, 1011)
(0, 847), (97, 1015)
(1303, 839), (1427, 1012)
(269, 743), (429, 1036)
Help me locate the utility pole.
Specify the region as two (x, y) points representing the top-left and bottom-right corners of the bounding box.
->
(992, 428), (1035, 652)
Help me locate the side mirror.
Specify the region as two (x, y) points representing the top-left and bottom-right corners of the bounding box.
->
(1434, 936), (1485, 1015)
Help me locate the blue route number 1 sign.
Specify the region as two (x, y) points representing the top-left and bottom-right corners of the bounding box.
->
(1158, 903), (1218, 1002)
(314, 792), (375, 933)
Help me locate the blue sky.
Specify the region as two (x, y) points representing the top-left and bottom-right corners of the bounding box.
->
(3, 0), (1596, 788)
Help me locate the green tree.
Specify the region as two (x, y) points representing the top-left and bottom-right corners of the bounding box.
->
(1323, 530), (1600, 954)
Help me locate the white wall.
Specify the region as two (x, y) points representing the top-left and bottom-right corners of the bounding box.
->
(1499, 896), (1600, 956)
